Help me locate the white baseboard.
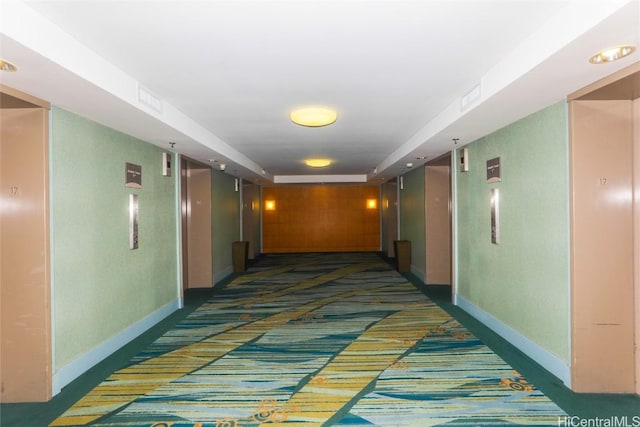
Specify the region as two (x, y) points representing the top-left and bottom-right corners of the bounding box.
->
(456, 294), (571, 387)
(52, 298), (181, 395)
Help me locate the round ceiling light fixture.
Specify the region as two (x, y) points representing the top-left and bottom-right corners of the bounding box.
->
(0, 59), (18, 72)
(290, 106), (337, 127)
(305, 158), (332, 168)
(589, 45), (636, 64)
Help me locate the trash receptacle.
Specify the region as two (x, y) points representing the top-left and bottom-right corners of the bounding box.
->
(232, 241), (249, 272)
(393, 240), (411, 273)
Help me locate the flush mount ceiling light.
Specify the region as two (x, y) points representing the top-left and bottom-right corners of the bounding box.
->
(305, 158), (332, 168)
(290, 107), (337, 127)
(0, 59), (18, 72)
(589, 45), (636, 64)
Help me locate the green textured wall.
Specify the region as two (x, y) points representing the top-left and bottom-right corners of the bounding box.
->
(212, 170), (240, 281)
(51, 108), (178, 369)
(399, 167), (426, 278)
(456, 101), (570, 362)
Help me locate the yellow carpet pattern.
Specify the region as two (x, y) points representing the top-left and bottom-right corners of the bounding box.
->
(50, 252), (565, 426)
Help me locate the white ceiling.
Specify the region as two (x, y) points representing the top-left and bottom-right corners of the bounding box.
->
(1, 0), (639, 184)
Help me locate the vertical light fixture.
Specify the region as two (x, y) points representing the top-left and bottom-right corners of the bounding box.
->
(265, 200), (276, 211)
(129, 194), (139, 250)
(490, 188), (499, 244)
(366, 199), (378, 209)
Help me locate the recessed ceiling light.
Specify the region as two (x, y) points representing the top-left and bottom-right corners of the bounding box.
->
(290, 107), (337, 127)
(305, 158), (332, 168)
(0, 59), (18, 72)
(589, 45), (636, 64)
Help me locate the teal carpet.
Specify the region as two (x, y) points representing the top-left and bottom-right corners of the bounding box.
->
(50, 253), (565, 426)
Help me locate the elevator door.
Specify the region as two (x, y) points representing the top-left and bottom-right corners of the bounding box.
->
(425, 155), (452, 285)
(570, 99), (635, 393)
(1, 93), (52, 402)
(181, 159), (213, 289)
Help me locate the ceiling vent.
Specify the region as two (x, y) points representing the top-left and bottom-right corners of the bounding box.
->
(461, 83), (481, 111)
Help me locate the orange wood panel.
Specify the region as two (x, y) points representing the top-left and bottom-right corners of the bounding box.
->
(262, 185), (380, 253)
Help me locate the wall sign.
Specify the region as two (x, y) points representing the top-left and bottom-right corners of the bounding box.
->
(486, 157), (501, 183)
(125, 162), (142, 188)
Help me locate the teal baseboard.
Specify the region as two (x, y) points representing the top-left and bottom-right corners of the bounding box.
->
(214, 265), (234, 285)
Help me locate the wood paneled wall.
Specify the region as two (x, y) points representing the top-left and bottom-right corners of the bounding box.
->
(262, 185), (380, 253)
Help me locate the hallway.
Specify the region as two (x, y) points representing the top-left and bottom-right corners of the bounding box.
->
(46, 253), (565, 426)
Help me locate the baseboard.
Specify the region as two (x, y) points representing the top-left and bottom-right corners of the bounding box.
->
(214, 265), (233, 285)
(52, 298), (181, 395)
(410, 265), (426, 283)
(455, 294), (571, 387)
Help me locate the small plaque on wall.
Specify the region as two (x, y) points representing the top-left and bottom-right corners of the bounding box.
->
(125, 162), (142, 188)
(486, 157), (501, 183)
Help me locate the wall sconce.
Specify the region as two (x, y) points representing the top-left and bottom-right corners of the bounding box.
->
(265, 200), (276, 211)
(366, 199), (377, 209)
